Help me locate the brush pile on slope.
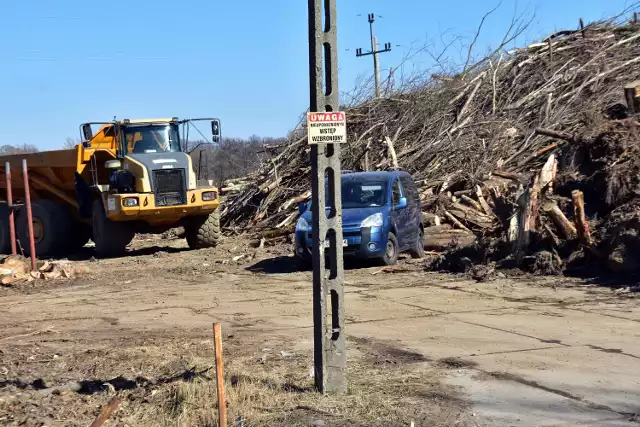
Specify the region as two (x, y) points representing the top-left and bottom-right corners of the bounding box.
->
(221, 16), (640, 275)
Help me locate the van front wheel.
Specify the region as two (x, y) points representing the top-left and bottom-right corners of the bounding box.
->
(380, 232), (399, 266)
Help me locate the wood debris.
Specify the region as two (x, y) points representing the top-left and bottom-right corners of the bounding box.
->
(0, 257), (88, 286)
(219, 16), (640, 275)
(371, 266), (410, 275)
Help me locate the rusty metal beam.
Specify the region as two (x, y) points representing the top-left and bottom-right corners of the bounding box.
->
(5, 162), (16, 255)
(22, 159), (37, 271)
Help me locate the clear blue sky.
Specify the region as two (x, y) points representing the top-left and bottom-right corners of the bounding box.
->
(0, 0), (633, 150)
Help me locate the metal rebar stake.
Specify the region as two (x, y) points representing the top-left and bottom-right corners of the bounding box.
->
(308, 0), (347, 394)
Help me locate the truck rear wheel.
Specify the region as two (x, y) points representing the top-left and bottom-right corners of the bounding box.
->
(184, 208), (221, 249)
(17, 199), (72, 257)
(92, 200), (134, 257)
(0, 203), (11, 254)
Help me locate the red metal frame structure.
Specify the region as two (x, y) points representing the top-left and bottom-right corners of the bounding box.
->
(4, 162), (16, 255)
(21, 159), (37, 270)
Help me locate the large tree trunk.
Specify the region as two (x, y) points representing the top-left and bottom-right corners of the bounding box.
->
(542, 201), (577, 239)
(424, 225), (476, 251)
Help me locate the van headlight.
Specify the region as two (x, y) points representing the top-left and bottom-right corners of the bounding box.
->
(361, 213), (383, 227)
(296, 217), (309, 232)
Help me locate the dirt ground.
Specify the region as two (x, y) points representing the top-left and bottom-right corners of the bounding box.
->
(1, 235), (639, 426)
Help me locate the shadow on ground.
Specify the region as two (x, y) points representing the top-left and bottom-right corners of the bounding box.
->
(0, 367), (212, 395)
(66, 245), (191, 261)
(246, 255), (380, 274)
(563, 263), (640, 289)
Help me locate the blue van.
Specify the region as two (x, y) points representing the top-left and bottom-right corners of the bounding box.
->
(294, 171), (424, 266)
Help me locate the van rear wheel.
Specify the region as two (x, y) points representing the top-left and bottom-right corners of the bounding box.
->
(409, 227), (425, 259)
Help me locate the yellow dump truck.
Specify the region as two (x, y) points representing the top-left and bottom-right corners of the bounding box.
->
(0, 118), (222, 257)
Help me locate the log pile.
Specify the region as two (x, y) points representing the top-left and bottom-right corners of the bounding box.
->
(221, 15), (640, 274)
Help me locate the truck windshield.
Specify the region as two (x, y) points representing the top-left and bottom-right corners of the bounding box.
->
(124, 125), (181, 154)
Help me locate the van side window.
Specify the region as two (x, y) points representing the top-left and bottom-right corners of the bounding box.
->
(400, 176), (418, 206)
(391, 178), (402, 206)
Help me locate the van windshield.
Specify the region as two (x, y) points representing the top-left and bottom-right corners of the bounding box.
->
(342, 180), (387, 208)
(307, 179), (388, 210)
(308, 180), (387, 209)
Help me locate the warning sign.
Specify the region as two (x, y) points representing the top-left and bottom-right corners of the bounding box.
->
(307, 112), (347, 144)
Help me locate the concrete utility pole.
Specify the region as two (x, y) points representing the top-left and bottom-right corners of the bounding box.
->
(356, 13), (392, 98)
(308, 0), (347, 394)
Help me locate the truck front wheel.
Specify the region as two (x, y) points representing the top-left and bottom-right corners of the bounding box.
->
(92, 200), (134, 257)
(69, 222), (92, 252)
(184, 208), (221, 249)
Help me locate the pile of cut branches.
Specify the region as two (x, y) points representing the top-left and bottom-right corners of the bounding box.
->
(221, 14), (640, 275)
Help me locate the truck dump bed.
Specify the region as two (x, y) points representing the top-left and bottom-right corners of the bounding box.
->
(0, 148), (79, 208)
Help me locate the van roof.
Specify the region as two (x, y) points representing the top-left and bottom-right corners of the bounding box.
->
(340, 171), (411, 181)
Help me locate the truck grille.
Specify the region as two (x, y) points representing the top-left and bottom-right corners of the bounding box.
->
(153, 169), (187, 206)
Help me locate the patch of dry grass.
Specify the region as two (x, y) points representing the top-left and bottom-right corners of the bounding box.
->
(121, 339), (468, 427)
(0, 337), (468, 426)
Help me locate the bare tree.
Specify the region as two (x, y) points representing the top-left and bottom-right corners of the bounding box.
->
(0, 144), (39, 155)
(187, 135), (284, 187)
(64, 138), (79, 149)
(463, 1), (503, 73)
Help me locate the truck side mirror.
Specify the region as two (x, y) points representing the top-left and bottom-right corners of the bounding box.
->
(211, 119), (221, 143)
(81, 124), (93, 141)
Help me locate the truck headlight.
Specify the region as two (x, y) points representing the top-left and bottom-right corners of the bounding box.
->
(122, 197), (139, 207)
(361, 213), (383, 227)
(296, 217), (309, 232)
(202, 191), (217, 201)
